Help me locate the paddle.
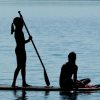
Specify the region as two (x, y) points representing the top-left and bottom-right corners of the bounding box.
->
(18, 11), (50, 86)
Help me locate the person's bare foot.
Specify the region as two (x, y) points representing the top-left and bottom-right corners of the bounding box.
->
(23, 83), (32, 87)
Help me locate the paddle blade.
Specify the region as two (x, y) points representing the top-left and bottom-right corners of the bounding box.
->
(44, 69), (50, 86)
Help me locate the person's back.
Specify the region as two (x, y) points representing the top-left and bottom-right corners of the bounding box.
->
(59, 52), (78, 90)
(15, 30), (25, 48)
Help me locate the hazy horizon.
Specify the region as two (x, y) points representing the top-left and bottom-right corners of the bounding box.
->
(0, 0), (100, 6)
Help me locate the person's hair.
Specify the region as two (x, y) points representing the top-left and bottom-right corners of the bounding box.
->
(68, 52), (76, 61)
(11, 17), (23, 35)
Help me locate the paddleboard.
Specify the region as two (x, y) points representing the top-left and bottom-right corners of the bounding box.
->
(0, 86), (100, 91)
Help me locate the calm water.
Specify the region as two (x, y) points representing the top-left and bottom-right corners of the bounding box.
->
(1, 1), (100, 100)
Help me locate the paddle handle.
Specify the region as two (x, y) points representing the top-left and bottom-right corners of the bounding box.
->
(18, 11), (50, 86)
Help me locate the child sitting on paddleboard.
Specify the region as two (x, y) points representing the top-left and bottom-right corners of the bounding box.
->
(59, 52), (92, 90)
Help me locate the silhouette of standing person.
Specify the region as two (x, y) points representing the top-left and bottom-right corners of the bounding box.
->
(11, 17), (32, 87)
(59, 52), (91, 90)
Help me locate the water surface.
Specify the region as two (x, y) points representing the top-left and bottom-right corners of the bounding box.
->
(0, 1), (100, 100)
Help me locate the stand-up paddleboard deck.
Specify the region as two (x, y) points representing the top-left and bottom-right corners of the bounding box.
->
(0, 86), (100, 91)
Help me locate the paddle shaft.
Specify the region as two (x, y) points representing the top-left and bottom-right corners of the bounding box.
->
(18, 11), (50, 86)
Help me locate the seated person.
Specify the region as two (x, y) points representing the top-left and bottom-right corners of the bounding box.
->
(59, 52), (91, 90)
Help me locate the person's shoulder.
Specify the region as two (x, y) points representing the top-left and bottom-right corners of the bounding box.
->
(62, 63), (68, 67)
(61, 63), (68, 69)
(75, 65), (78, 70)
(61, 64), (65, 71)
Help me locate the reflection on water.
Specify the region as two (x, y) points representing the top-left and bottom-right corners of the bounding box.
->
(13, 90), (51, 100)
(60, 92), (77, 100)
(44, 91), (50, 96)
(13, 90), (27, 100)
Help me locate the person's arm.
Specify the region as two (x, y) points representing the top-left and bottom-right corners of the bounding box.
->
(25, 35), (32, 44)
(73, 66), (78, 83)
(59, 64), (66, 87)
(73, 66), (78, 89)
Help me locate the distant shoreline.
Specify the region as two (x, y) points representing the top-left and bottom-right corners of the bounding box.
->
(0, 1), (100, 6)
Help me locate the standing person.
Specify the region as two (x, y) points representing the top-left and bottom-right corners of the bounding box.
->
(59, 52), (91, 90)
(11, 17), (32, 87)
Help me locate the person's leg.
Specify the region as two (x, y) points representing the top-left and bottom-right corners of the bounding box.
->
(21, 51), (31, 87)
(62, 79), (74, 90)
(12, 66), (21, 87)
(94, 84), (100, 87)
(75, 78), (91, 88)
(80, 78), (91, 85)
(21, 64), (26, 86)
(12, 49), (21, 87)
(21, 65), (31, 87)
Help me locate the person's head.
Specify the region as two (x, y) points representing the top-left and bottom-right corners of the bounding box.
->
(68, 52), (76, 62)
(11, 17), (23, 34)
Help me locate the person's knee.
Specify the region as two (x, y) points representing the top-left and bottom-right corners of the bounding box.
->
(86, 78), (91, 83)
(17, 64), (25, 70)
(83, 78), (91, 85)
(16, 66), (21, 71)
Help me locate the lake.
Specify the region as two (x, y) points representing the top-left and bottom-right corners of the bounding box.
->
(0, 0), (100, 100)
